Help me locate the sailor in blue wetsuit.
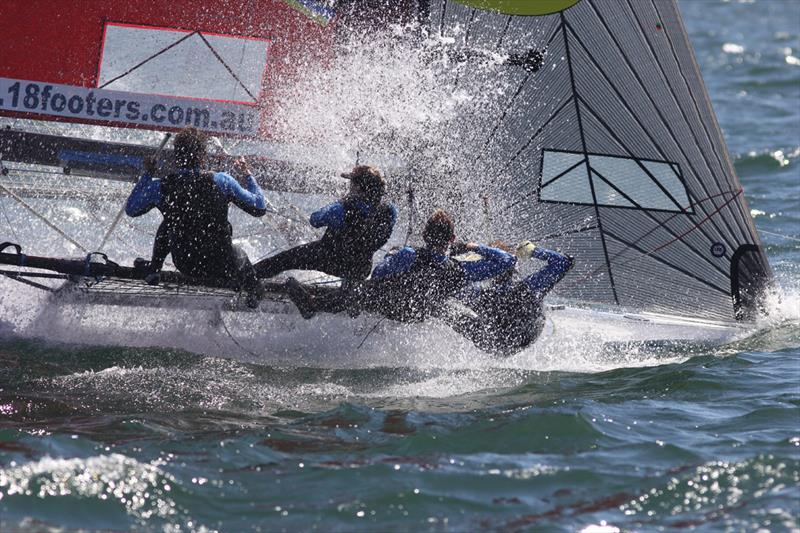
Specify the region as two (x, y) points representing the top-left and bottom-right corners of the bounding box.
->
(255, 165), (397, 282)
(125, 127), (268, 303)
(283, 209), (516, 322)
(443, 241), (574, 356)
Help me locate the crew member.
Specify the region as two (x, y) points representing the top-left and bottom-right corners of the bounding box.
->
(125, 127), (268, 304)
(255, 165), (397, 282)
(283, 209), (516, 322)
(443, 241), (573, 356)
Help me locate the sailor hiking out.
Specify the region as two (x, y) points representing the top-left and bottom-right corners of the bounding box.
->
(284, 209), (516, 322)
(443, 241), (574, 356)
(125, 127), (268, 305)
(255, 165), (397, 282)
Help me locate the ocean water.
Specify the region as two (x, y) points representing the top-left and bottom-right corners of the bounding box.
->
(0, 0), (799, 531)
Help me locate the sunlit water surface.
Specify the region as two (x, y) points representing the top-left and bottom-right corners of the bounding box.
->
(0, 0), (798, 531)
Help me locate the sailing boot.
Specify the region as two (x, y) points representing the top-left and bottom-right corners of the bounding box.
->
(284, 277), (316, 319)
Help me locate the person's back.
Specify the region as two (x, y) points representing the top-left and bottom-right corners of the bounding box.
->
(159, 169), (233, 278)
(449, 242), (573, 355)
(125, 126), (267, 297)
(255, 165), (397, 282)
(366, 246), (468, 322)
(358, 210), (515, 322)
(317, 194), (396, 280)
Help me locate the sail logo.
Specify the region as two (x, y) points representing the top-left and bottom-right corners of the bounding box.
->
(0, 78), (259, 136)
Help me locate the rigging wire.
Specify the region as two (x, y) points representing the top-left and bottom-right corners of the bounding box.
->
(357, 317), (385, 350)
(0, 181), (88, 252)
(757, 228), (800, 243)
(0, 197), (20, 243)
(219, 313), (262, 359)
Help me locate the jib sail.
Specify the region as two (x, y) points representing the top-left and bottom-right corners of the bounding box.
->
(422, 0), (771, 322)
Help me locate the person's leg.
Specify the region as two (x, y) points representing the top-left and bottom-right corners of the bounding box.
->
(283, 279), (351, 319)
(134, 220), (170, 284)
(150, 221), (169, 272)
(254, 241), (326, 279)
(439, 306), (492, 351)
(230, 245), (263, 308)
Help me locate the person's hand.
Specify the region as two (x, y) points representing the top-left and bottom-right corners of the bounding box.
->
(450, 241), (477, 256)
(233, 157), (251, 177)
(516, 240), (537, 260)
(143, 155), (157, 175)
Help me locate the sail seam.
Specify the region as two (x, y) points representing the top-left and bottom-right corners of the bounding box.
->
(589, 168), (644, 208)
(568, 6), (742, 250)
(476, 71), (533, 160)
(575, 100), (731, 278)
(564, 20), (701, 217)
(496, 16), (513, 48)
(635, 0), (751, 244)
(196, 33), (258, 103)
(573, 77), (739, 255)
(540, 158), (585, 189)
(565, 189), (743, 288)
(472, 19), (560, 167)
(560, 11), (620, 305)
(497, 95), (574, 174)
(647, 0), (754, 241)
(602, 229), (729, 296)
(439, 0), (449, 36)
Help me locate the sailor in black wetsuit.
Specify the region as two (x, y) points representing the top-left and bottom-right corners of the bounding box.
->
(254, 165), (397, 282)
(284, 209), (516, 322)
(124, 127), (268, 304)
(443, 241), (574, 356)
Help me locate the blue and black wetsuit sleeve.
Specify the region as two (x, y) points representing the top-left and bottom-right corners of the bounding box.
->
(371, 247), (417, 279)
(125, 173), (161, 217)
(372, 203), (398, 248)
(460, 245), (517, 282)
(310, 202), (345, 229)
(214, 172), (268, 216)
(522, 248), (574, 297)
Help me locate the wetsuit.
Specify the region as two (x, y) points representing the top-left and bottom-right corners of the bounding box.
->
(125, 167), (267, 288)
(292, 244), (516, 322)
(445, 247), (573, 356)
(255, 197), (397, 281)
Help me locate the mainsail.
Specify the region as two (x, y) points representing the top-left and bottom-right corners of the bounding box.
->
(0, 0), (335, 137)
(417, 0), (771, 322)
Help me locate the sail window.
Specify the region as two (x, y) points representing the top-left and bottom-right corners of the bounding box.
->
(539, 149), (691, 212)
(97, 23), (269, 104)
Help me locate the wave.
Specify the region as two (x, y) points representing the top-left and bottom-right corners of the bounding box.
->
(733, 147), (799, 176)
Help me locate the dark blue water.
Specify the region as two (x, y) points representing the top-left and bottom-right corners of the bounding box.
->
(0, 1), (798, 531)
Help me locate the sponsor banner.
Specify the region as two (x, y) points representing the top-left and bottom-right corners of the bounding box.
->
(0, 77), (260, 137)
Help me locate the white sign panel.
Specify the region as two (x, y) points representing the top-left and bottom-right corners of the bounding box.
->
(0, 77), (261, 137)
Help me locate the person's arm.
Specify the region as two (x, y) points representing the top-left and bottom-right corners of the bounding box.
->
(460, 244), (517, 282)
(309, 202), (345, 229)
(371, 247), (417, 279)
(125, 172), (161, 217)
(214, 172), (267, 217)
(522, 247), (574, 296)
